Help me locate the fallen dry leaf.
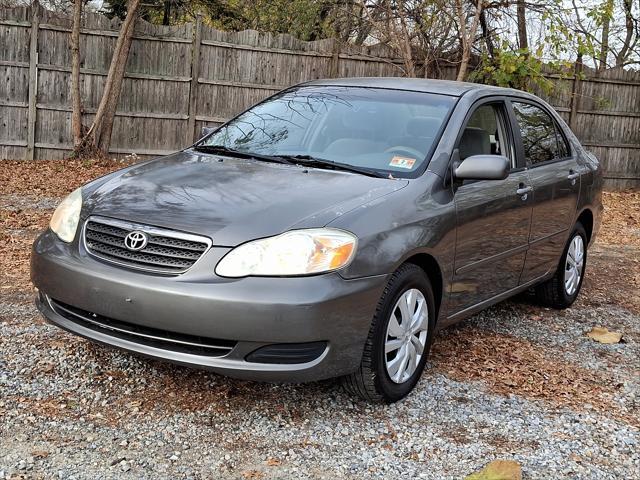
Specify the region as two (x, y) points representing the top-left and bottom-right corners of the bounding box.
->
(465, 460), (522, 480)
(587, 327), (623, 344)
(265, 458), (281, 467)
(569, 453), (582, 463)
(31, 450), (50, 458)
(241, 470), (264, 479)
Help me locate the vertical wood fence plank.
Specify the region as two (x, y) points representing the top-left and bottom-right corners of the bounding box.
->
(186, 15), (202, 144)
(569, 55), (583, 132)
(26, 4), (40, 160)
(329, 39), (340, 78)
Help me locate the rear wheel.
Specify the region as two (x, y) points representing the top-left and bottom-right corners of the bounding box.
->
(535, 222), (587, 309)
(342, 264), (435, 403)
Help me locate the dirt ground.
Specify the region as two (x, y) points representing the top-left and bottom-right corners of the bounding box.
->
(0, 160), (638, 479)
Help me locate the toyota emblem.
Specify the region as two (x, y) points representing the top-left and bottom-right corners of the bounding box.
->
(124, 231), (148, 251)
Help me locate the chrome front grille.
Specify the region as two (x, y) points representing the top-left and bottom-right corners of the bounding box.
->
(83, 217), (211, 275)
(48, 297), (235, 357)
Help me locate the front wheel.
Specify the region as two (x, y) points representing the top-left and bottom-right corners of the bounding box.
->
(342, 264), (435, 403)
(535, 222), (588, 309)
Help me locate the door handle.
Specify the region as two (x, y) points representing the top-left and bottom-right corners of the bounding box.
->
(516, 186), (532, 196)
(567, 170), (579, 185)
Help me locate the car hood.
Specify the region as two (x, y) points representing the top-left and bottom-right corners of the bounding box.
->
(84, 151), (408, 246)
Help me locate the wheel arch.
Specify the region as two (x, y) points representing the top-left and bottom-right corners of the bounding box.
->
(576, 208), (594, 244)
(400, 252), (444, 318)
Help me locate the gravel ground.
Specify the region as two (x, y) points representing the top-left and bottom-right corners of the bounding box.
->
(0, 161), (638, 479)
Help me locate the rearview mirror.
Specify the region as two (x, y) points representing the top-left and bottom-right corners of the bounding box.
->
(454, 154), (509, 181)
(200, 126), (215, 139)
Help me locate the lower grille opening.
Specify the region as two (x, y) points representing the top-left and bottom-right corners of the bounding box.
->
(48, 297), (236, 357)
(245, 342), (327, 364)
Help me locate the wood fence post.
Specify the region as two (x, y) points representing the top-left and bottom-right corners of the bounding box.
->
(26, 2), (40, 160)
(329, 38), (341, 78)
(186, 14), (203, 145)
(569, 54), (583, 132)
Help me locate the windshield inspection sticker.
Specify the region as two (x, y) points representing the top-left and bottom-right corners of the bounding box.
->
(389, 156), (416, 169)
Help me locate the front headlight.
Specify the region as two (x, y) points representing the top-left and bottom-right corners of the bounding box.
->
(49, 188), (83, 242)
(215, 228), (357, 277)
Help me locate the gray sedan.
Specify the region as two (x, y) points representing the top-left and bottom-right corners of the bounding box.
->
(31, 78), (603, 402)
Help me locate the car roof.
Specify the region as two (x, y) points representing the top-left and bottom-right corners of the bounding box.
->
(302, 77), (522, 98)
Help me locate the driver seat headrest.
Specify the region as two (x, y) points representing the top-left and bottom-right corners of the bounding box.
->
(459, 127), (491, 160)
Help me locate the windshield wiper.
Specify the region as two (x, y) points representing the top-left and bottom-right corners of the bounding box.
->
(194, 146), (386, 178)
(275, 154), (387, 178)
(193, 144), (294, 165)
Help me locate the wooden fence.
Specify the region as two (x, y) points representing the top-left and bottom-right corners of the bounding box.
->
(1, 5), (638, 189)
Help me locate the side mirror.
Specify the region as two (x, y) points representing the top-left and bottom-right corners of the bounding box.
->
(454, 154), (509, 181)
(200, 126), (215, 139)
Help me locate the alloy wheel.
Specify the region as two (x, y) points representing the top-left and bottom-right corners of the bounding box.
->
(384, 288), (429, 384)
(564, 234), (584, 296)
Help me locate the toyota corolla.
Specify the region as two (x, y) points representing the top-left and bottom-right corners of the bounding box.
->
(31, 78), (603, 402)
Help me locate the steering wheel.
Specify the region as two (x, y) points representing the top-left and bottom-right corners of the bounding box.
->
(383, 146), (424, 159)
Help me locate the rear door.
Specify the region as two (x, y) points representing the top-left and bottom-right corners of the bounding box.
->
(449, 99), (533, 314)
(509, 100), (581, 283)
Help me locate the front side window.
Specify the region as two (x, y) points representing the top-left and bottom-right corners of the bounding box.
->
(458, 103), (514, 167)
(200, 86), (456, 177)
(512, 102), (560, 166)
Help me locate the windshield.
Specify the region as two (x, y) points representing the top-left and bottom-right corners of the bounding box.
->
(198, 86), (456, 177)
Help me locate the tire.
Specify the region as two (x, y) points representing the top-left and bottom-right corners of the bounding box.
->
(534, 222), (588, 309)
(342, 263), (436, 403)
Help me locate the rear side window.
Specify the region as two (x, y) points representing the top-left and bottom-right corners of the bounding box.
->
(512, 102), (560, 166)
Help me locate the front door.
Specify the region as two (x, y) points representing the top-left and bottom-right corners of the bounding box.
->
(449, 101), (533, 314)
(509, 100), (581, 283)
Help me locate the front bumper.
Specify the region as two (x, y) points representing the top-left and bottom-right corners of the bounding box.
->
(31, 229), (387, 382)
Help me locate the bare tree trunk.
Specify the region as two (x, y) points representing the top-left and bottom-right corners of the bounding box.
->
(96, 9), (138, 153)
(457, 53), (470, 81)
(456, 0), (483, 82)
(70, 0), (82, 148)
(598, 0), (613, 73)
(307, 0), (333, 41)
(397, 1), (416, 77)
(515, 0), (530, 89)
(479, 7), (494, 58)
(455, 0), (468, 82)
(353, 2), (371, 46)
(162, 0), (170, 26)
(615, 0), (636, 67)
(82, 0), (141, 156)
(516, 0), (528, 50)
